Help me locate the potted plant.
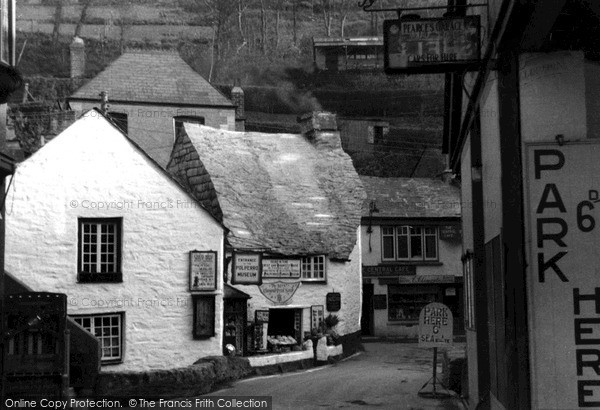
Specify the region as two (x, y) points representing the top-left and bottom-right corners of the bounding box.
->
(323, 314), (340, 346)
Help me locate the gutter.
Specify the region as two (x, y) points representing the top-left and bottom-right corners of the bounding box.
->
(449, 0), (518, 170)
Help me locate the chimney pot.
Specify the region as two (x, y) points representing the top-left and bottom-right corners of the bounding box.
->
(231, 79), (245, 131)
(70, 36), (86, 84)
(298, 111), (341, 149)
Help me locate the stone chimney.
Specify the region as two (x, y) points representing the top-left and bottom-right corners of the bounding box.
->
(231, 79), (245, 131)
(70, 37), (85, 86)
(298, 111), (341, 149)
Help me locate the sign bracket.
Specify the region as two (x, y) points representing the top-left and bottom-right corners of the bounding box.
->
(358, 1), (488, 14)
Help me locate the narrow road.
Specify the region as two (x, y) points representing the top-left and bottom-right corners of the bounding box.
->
(207, 342), (465, 410)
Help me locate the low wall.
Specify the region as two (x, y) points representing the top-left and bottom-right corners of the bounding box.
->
(95, 357), (252, 398)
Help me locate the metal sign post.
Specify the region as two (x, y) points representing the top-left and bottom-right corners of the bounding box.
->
(417, 302), (454, 399)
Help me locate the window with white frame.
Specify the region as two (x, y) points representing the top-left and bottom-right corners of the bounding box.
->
(301, 255), (326, 281)
(381, 226), (438, 262)
(78, 218), (122, 283)
(73, 313), (124, 364)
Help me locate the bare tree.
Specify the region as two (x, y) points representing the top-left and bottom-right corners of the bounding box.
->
(319, 0), (334, 37)
(75, 0), (93, 38)
(52, 0), (65, 42)
(338, 0), (354, 37)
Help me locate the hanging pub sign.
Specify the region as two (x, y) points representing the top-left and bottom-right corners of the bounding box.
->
(383, 15), (481, 74)
(259, 281), (301, 305)
(232, 252), (262, 285)
(189, 250), (217, 291)
(418, 302), (453, 348)
(523, 141), (600, 409)
(262, 258), (301, 279)
(326, 292), (341, 312)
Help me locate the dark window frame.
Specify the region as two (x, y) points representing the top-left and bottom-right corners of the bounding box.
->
(71, 312), (125, 365)
(174, 115), (205, 139)
(77, 217), (123, 283)
(381, 225), (439, 262)
(108, 111), (128, 134)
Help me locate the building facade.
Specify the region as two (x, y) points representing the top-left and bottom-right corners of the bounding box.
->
(68, 49), (237, 167)
(4, 110), (227, 372)
(167, 112), (366, 354)
(443, 0), (600, 408)
(360, 176), (462, 338)
(313, 37), (383, 72)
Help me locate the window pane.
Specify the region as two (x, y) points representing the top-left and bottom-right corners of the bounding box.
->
(382, 235), (395, 259)
(397, 234), (408, 259)
(410, 235), (422, 258)
(425, 235), (437, 259)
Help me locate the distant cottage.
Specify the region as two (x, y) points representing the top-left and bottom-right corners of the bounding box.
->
(68, 49), (240, 167)
(168, 112), (366, 353)
(359, 176), (462, 338)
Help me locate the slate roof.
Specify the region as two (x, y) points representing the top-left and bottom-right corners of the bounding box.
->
(360, 176), (461, 219)
(174, 125), (366, 260)
(70, 50), (233, 107)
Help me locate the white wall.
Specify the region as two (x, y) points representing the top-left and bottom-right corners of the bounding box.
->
(361, 223), (462, 337)
(5, 111), (225, 372)
(231, 228), (362, 337)
(69, 101), (236, 167)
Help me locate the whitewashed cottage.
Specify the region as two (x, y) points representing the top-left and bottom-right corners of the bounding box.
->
(4, 109), (227, 371)
(167, 112), (366, 354)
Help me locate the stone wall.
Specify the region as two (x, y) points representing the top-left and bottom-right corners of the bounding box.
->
(95, 357), (252, 398)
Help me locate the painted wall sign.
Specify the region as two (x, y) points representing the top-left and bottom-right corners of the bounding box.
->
(373, 294), (387, 310)
(258, 281), (300, 305)
(189, 250), (217, 291)
(362, 265), (416, 277)
(311, 305), (325, 330)
(384, 16), (480, 74)
(379, 275), (456, 285)
(439, 225), (462, 242)
(524, 141), (600, 408)
(255, 310), (269, 323)
(418, 302), (453, 348)
(231, 253), (262, 285)
(262, 258), (301, 279)
(326, 292), (341, 312)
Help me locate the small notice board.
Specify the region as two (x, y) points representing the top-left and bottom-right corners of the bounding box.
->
(189, 250), (217, 291)
(418, 302), (453, 348)
(326, 292), (341, 312)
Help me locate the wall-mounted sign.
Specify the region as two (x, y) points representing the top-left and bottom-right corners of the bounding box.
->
(189, 250), (217, 291)
(232, 253), (262, 285)
(255, 310), (269, 323)
(192, 295), (216, 339)
(326, 292), (341, 312)
(259, 281), (300, 305)
(379, 275), (456, 286)
(262, 258), (301, 279)
(439, 225), (462, 242)
(384, 16), (481, 74)
(363, 265), (416, 277)
(524, 141), (600, 408)
(373, 294), (387, 310)
(311, 305), (325, 330)
(418, 302), (453, 348)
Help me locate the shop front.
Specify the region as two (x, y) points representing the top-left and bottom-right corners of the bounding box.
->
(364, 274), (463, 338)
